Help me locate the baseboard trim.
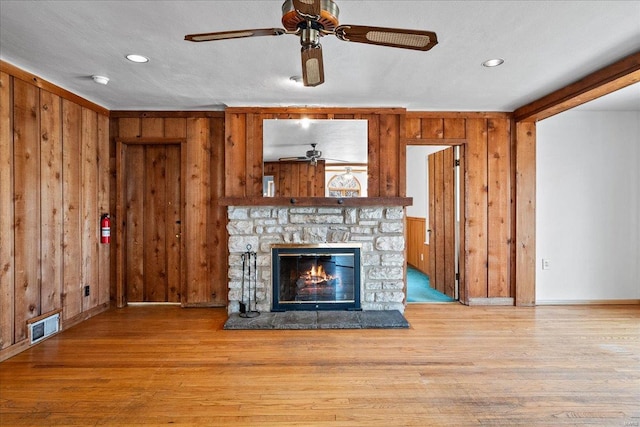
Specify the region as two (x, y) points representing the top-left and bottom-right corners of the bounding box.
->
(536, 299), (640, 306)
(467, 297), (515, 306)
(62, 303), (111, 330)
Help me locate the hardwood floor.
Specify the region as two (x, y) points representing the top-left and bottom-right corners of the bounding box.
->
(1, 304), (638, 426)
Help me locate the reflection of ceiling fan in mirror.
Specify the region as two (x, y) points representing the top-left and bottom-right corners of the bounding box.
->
(184, 0), (438, 87)
(279, 143), (349, 166)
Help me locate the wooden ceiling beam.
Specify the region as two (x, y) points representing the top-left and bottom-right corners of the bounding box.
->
(514, 51), (640, 122)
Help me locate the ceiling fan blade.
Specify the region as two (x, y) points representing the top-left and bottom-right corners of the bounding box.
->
(321, 158), (351, 163)
(185, 28), (286, 42)
(301, 44), (325, 87)
(334, 25), (438, 51)
(279, 156), (308, 161)
(292, 0), (321, 19)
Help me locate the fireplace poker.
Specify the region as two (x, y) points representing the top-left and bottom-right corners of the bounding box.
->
(239, 253), (246, 314)
(239, 244), (260, 318)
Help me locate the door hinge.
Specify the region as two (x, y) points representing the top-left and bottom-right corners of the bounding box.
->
(454, 159), (460, 167)
(455, 272), (460, 281)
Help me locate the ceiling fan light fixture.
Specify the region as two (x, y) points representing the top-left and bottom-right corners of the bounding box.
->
(301, 45), (324, 86)
(126, 54), (149, 63)
(289, 75), (304, 85)
(482, 58), (504, 68)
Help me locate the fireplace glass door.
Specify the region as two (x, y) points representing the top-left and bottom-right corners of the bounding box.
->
(272, 246), (361, 311)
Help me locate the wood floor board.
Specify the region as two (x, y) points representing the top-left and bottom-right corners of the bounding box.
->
(1, 304), (638, 426)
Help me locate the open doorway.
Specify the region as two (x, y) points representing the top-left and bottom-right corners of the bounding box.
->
(406, 145), (460, 303)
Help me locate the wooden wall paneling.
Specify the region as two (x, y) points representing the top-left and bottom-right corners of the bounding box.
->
(164, 118), (187, 139)
(39, 90), (63, 314)
(406, 217), (428, 274)
(428, 154), (436, 288)
(509, 120), (518, 299)
(263, 162), (279, 196)
(443, 147), (456, 298)
(141, 117), (164, 138)
(166, 144), (182, 303)
(515, 121), (536, 306)
(209, 116), (227, 306)
(13, 79), (41, 341)
(398, 115), (413, 197)
(125, 145), (145, 302)
(443, 118), (466, 139)
(224, 113), (247, 197)
(378, 114), (400, 197)
(404, 117), (422, 139)
(464, 118), (489, 299)
(97, 114), (110, 306)
(62, 99), (82, 320)
(365, 114), (380, 197)
(278, 162), (295, 196)
(421, 118), (444, 139)
(141, 118), (167, 302)
(457, 144), (467, 304)
(246, 114), (263, 198)
(81, 108), (99, 311)
(114, 137), (126, 307)
(109, 119), (119, 307)
(487, 118), (511, 298)
(0, 71), (14, 349)
(118, 118), (141, 138)
(145, 145), (169, 301)
(164, 118), (186, 302)
(185, 118), (211, 304)
(314, 161), (325, 196)
(299, 162), (312, 197)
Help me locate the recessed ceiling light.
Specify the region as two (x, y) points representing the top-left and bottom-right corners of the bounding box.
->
(289, 75), (303, 85)
(482, 58), (504, 68)
(91, 75), (109, 85)
(126, 54), (149, 63)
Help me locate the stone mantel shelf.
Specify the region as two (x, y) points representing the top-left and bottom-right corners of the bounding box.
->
(219, 197), (413, 207)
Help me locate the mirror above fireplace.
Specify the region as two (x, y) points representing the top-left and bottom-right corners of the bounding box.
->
(263, 119), (368, 197)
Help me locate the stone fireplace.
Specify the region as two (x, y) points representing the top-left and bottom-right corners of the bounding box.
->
(226, 205), (406, 314)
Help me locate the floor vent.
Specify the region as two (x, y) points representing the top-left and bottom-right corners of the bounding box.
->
(29, 312), (61, 345)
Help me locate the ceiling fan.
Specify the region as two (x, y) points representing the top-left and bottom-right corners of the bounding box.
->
(279, 143), (347, 166)
(184, 0), (438, 87)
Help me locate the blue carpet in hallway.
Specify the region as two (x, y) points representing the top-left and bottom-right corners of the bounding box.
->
(407, 266), (455, 303)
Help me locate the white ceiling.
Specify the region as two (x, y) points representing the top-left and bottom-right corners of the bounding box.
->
(1, 1), (639, 112)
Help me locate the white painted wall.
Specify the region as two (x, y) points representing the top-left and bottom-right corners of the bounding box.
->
(536, 111), (640, 302)
(405, 145), (449, 219)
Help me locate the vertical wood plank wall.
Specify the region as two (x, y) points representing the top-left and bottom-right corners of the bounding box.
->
(406, 217), (429, 274)
(0, 68), (111, 360)
(263, 161), (326, 197)
(224, 109), (516, 304)
(403, 114), (514, 304)
(110, 113), (227, 308)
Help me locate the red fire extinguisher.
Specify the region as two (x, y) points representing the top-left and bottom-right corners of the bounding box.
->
(100, 214), (111, 244)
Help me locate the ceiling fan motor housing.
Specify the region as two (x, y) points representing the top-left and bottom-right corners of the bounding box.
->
(281, 0), (340, 32)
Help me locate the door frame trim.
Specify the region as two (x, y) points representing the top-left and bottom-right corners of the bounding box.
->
(402, 139), (467, 304)
(115, 138), (187, 308)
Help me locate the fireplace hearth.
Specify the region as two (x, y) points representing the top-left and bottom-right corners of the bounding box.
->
(272, 244), (361, 311)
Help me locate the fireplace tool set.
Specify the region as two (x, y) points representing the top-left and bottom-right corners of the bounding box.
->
(239, 244), (260, 318)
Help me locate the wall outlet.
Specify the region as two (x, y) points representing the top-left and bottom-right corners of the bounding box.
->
(420, 253), (424, 261)
(542, 259), (551, 270)
(84, 285), (90, 296)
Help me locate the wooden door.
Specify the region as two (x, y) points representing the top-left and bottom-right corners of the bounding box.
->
(124, 144), (182, 302)
(428, 147), (457, 299)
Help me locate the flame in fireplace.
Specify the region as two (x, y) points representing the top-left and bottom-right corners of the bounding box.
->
(302, 264), (337, 285)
